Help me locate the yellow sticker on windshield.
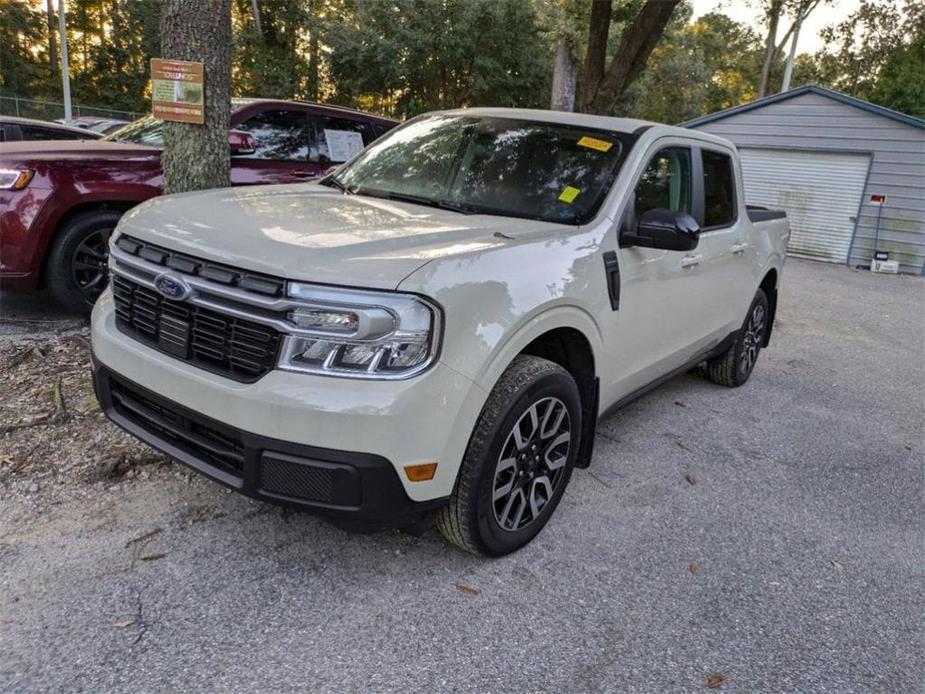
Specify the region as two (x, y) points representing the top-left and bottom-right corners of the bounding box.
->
(559, 186), (581, 204)
(577, 136), (613, 152)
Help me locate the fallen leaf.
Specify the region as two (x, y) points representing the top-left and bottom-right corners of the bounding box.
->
(689, 563), (700, 575)
(706, 673), (726, 688)
(455, 583), (480, 597)
(677, 440), (690, 450)
(112, 617), (135, 629)
(830, 559), (844, 572)
(140, 553), (166, 562)
(0, 454), (13, 466)
(685, 473), (696, 485)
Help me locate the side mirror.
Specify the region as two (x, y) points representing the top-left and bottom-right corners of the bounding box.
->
(228, 130), (256, 156)
(623, 209), (700, 251)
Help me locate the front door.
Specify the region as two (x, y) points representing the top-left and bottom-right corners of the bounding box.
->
(605, 143), (707, 398)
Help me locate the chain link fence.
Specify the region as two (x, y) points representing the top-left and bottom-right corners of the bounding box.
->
(0, 95), (142, 122)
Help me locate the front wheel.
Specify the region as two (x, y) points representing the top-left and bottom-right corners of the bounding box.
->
(437, 355), (581, 556)
(702, 288), (769, 387)
(46, 210), (122, 314)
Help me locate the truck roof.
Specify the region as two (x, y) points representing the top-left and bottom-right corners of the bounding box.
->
(432, 107), (737, 149)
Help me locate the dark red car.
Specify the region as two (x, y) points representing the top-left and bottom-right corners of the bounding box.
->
(0, 98), (397, 312)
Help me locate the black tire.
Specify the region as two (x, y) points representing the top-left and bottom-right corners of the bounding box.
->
(702, 288), (769, 388)
(46, 210), (122, 314)
(436, 355), (582, 556)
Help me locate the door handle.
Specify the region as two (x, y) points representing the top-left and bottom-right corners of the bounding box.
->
(291, 171), (318, 179)
(680, 254), (702, 268)
(730, 242), (749, 254)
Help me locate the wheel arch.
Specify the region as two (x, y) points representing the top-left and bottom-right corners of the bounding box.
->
(474, 308), (602, 470)
(39, 199), (140, 286)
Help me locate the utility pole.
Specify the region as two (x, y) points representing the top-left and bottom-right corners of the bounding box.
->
(58, 0), (72, 120)
(780, 4), (807, 92)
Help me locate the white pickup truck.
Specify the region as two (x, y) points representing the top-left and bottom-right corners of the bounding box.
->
(91, 108), (789, 555)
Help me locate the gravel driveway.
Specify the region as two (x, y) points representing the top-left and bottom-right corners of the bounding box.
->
(1, 258), (923, 693)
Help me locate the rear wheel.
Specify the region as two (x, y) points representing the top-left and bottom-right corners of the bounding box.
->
(437, 355), (581, 556)
(46, 210), (122, 314)
(702, 289), (769, 387)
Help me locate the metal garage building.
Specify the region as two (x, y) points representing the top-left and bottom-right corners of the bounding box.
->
(683, 85), (925, 274)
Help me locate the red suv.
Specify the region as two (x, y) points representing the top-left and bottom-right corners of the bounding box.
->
(0, 99), (397, 312)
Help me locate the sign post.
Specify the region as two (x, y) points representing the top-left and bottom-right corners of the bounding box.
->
(151, 58), (205, 124)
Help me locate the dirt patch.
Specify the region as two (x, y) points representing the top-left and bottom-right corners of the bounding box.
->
(0, 324), (169, 506)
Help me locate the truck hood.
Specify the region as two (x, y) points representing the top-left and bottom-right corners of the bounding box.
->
(117, 183), (571, 289)
(0, 139), (159, 163)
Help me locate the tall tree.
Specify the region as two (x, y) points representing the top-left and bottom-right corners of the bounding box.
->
(160, 0), (232, 193)
(45, 0), (57, 77)
(578, 0), (682, 114)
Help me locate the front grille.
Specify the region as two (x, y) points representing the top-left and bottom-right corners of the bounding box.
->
(115, 235), (286, 296)
(113, 275), (282, 382)
(109, 376), (245, 479)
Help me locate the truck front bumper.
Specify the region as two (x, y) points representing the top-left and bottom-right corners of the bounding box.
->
(90, 288), (488, 527)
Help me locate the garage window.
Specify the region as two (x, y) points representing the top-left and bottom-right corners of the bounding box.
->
(702, 150), (736, 228)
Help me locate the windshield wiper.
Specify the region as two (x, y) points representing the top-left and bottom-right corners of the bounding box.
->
(320, 176), (353, 194)
(356, 189), (477, 215)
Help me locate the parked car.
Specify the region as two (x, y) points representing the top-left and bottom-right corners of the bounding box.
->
(0, 99), (397, 312)
(90, 108), (789, 555)
(0, 116), (104, 142)
(58, 116), (131, 135)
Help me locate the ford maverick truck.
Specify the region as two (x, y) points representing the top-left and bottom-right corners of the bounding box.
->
(90, 109), (788, 555)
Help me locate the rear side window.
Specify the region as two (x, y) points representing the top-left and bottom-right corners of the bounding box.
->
(21, 125), (83, 141)
(236, 110), (312, 160)
(634, 147), (692, 218)
(310, 115), (375, 163)
(702, 150), (736, 227)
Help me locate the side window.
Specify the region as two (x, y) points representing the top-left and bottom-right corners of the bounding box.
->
(634, 147), (692, 219)
(702, 150), (736, 227)
(235, 110), (312, 161)
(309, 114), (374, 163)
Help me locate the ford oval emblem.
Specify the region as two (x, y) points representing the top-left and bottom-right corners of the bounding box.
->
(154, 273), (192, 301)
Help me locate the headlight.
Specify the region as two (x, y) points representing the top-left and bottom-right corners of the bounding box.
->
(277, 282), (441, 379)
(0, 169), (34, 191)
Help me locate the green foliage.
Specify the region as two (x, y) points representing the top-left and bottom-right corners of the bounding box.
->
(325, 0), (551, 118)
(0, 0), (921, 122)
(0, 0), (49, 96)
(618, 11), (764, 123)
(868, 37), (925, 118)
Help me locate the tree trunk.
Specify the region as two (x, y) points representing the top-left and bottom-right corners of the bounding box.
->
(250, 0), (262, 37)
(160, 0), (232, 194)
(550, 37), (578, 111)
(583, 0), (680, 115)
(759, 0), (782, 97)
(578, 0), (612, 112)
(46, 0), (57, 77)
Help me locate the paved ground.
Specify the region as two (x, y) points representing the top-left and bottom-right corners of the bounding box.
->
(1, 258), (923, 693)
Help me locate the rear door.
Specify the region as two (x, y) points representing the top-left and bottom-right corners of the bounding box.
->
(231, 108), (324, 185)
(692, 146), (751, 336)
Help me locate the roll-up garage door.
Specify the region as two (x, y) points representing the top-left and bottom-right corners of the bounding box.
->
(738, 148), (871, 263)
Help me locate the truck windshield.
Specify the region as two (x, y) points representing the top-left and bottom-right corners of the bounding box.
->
(324, 114), (629, 225)
(104, 116), (164, 146)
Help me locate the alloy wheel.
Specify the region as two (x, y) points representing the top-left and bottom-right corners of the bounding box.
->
(491, 396), (572, 532)
(740, 303), (766, 374)
(71, 229), (112, 302)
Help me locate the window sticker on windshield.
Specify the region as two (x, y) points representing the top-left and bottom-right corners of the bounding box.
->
(577, 136), (613, 152)
(558, 186), (581, 204)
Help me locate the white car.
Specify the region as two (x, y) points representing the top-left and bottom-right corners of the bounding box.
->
(91, 108), (789, 555)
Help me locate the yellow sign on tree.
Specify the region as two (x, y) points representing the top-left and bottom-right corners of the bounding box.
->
(151, 58), (205, 124)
